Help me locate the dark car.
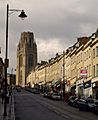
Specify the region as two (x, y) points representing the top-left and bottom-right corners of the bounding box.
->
(47, 91), (53, 98)
(68, 96), (77, 106)
(16, 86), (21, 92)
(43, 92), (48, 97)
(78, 98), (95, 111)
(32, 88), (40, 94)
(73, 98), (80, 108)
(93, 104), (98, 114)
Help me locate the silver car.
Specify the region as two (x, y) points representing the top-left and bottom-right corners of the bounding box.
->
(51, 92), (61, 100)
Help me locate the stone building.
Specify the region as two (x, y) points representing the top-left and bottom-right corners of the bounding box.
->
(16, 32), (37, 87)
(26, 28), (98, 99)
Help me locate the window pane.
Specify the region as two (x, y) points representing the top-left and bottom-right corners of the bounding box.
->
(93, 49), (95, 58)
(96, 46), (98, 56)
(93, 65), (95, 77)
(96, 64), (98, 76)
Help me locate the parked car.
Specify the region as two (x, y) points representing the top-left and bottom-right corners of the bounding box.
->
(68, 96), (77, 106)
(51, 92), (61, 100)
(73, 98), (80, 108)
(43, 92), (48, 97)
(93, 104), (98, 114)
(32, 88), (40, 94)
(78, 98), (95, 111)
(16, 86), (21, 92)
(47, 91), (53, 98)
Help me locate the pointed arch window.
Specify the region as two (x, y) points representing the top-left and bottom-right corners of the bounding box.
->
(29, 38), (32, 48)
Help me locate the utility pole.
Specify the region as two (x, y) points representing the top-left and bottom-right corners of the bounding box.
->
(4, 4), (27, 116)
(61, 50), (65, 100)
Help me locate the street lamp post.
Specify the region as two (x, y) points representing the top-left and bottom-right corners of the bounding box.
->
(56, 51), (65, 100)
(61, 50), (65, 100)
(4, 4), (27, 116)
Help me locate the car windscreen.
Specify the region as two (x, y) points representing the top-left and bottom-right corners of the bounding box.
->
(87, 99), (94, 103)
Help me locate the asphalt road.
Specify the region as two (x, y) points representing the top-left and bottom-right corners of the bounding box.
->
(14, 89), (98, 120)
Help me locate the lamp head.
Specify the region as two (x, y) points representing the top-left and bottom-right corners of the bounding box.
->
(18, 10), (27, 20)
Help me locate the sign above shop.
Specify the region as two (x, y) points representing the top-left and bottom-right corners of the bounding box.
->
(80, 69), (87, 77)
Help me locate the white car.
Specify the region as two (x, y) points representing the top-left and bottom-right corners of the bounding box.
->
(51, 92), (61, 100)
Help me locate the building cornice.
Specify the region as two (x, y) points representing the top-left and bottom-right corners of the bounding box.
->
(75, 45), (84, 54)
(70, 48), (77, 57)
(83, 39), (92, 50)
(90, 37), (98, 47)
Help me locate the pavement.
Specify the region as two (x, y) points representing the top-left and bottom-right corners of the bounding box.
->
(0, 92), (15, 120)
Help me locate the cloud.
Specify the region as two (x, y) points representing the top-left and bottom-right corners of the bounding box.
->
(0, 0), (98, 69)
(37, 38), (67, 62)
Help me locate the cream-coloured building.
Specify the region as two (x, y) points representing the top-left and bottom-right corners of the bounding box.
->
(75, 37), (90, 97)
(26, 28), (98, 99)
(90, 31), (98, 99)
(26, 53), (66, 90)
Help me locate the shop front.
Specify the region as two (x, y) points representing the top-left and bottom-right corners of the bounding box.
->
(83, 80), (92, 98)
(76, 79), (92, 98)
(76, 79), (84, 97)
(51, 79), (61, 93)
(92, 80), (98, 99)
(70, 84), (76, 96)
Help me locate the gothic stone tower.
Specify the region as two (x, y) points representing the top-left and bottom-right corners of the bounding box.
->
(16, 32), (37, 87)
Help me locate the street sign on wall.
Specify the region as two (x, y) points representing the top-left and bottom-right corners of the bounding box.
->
(80, 69), (87, 77)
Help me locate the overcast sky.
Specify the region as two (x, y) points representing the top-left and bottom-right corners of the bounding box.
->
(0, 0), (98, 72)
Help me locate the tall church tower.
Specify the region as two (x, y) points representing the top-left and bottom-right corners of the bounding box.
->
(16, 32), (37, 87)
